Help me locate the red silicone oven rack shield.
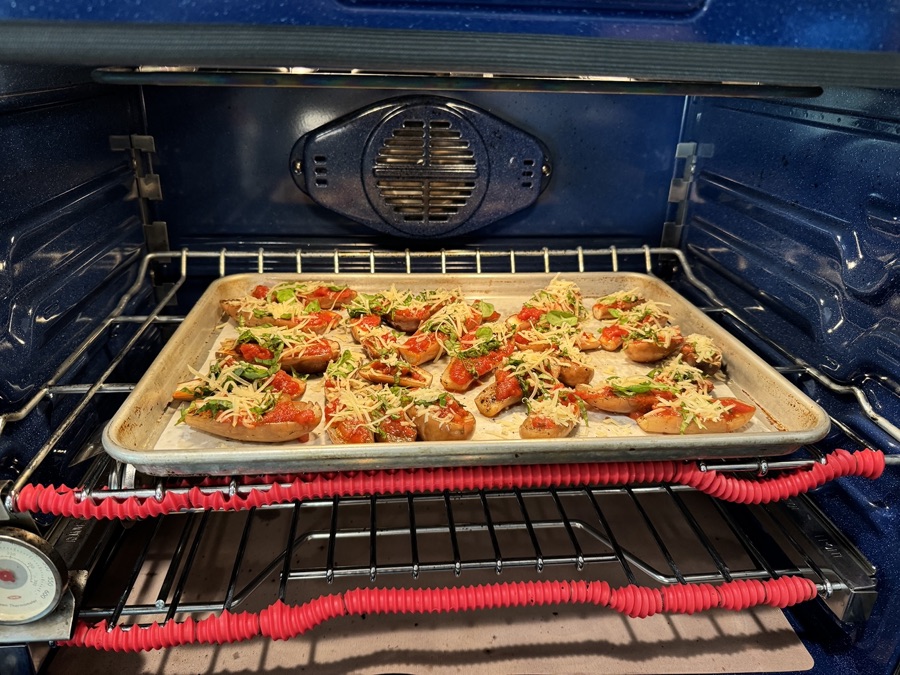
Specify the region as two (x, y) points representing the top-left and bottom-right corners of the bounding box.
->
(15, 448), (886, 520)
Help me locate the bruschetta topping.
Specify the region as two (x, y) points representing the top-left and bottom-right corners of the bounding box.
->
(524, 389), (585, 426)
(177, 362), (303, 428)
(648, 356), (713, 393)
(446, 322), (512, 359)
(249, 281), (356, 308)
(596, 288), (642, 307)
(323, 383), (414, 437)
(521, 276), (587, 318)
(419, 301), (483, 341)
(607, 300), (672, 325)
(347, 287), (459, 320)
(644, 390), (738, 431)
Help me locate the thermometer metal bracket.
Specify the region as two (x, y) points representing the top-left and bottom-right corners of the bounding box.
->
(0, 570), (84, 643)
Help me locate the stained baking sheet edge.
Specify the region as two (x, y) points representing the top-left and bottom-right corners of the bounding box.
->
(103, 272), (831, 476)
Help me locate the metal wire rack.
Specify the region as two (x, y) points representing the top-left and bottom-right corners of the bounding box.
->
(2, 245), (897, 502)
(70, 485), (874, 628)
(0, 245), (887, 633)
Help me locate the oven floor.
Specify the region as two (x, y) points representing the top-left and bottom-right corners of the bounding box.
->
(49, 605), (812, 674)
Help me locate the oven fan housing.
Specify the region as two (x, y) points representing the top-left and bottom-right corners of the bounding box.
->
(289, 96), (551, 238)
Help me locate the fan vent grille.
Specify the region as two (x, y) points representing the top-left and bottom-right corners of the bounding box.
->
(374, 119), (479, 223)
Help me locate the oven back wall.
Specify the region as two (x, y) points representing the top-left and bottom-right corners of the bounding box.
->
(143, 88), (684, 249)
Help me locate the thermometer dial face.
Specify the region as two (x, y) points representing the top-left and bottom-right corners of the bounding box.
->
(0, 527), (67, 625)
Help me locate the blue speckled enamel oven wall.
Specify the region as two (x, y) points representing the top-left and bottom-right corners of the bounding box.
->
(143, 88), (684, 248)
(678, 89), (900, 675)
(0, 1), (899, 670)
(0, 0), (896, 51)
(681, 90), (900, 447)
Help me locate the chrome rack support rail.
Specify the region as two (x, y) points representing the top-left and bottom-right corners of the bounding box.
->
(3, 252), (188, 504)
(3, 246), (896, 506)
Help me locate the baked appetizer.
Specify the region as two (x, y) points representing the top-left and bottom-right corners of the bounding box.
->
(217, 324), (340, 374)
(636, 391), (756, 434)
(175, 360), (321, 443)
(520, 388), (585, 439)
(474, 351), (562, 418)
(248, 281), (357, 309)
(324, 383), (417, 444)
(346, 287), (461, 333)
(622, 324), (684, 363)
(574, 377), (675, 416)
(598, 301), (672, 352)
(574, 355), (714, 417)
(356, 324), (405, 360)
(359, 353), (433, 388)
(680, 333), (724, 376)
(349, 314), (383, 343)
(509, 277), (588, 329)
(173, 358), (306, 401)
(441, 322), (515, 392)
(648, 356), (714, 394)
(397, 300), (492, 366)
(221, 293), (341, 333)
(404, 388), (476, 441)
(591, 288), (645, 320)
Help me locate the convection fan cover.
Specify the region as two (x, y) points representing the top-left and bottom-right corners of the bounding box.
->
(289, 96), (551, 238)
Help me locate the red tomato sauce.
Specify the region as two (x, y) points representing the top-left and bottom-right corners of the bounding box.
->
(262, 401), (317, 425)
(269, 371), (302, 397)
(239, 343), (274, 363)
(529, 416), (556, 429)
(447, 359), (473, 385)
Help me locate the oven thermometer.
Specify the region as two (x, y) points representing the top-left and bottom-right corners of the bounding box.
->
(0, 527), (68, 625)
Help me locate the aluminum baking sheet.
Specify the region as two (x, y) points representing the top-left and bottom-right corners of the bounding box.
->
(103, 273), (830, 476)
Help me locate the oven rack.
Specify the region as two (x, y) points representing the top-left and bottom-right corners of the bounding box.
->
(66, 483), (874, 631)
(0, 244), (886, 640)
(2, 245), (897, 504)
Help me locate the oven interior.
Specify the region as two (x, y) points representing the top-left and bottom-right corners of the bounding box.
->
(0, 64), (898, 674)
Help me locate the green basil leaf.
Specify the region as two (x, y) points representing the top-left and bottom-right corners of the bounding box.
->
(476, 301), (495, 319)
(475, 326), (493, 340)
(274, 287), (296, 303)
(545, 310), (577, 327)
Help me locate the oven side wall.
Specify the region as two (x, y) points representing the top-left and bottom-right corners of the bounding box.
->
(0, 66), (147, 482)
(679, 88), (900, 674)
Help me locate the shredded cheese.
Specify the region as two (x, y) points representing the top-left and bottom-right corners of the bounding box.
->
(525, 390), (581, 426)
(609, 301), (672, 326)
(446, 321), (512, 359)
(180, 360), (286, 427)
(347, 286), (459, 317)
(420, 301), (478, 339)
(646, 390), (735, 429)
(623, 323), (682, 347)
(596, 288), (642, 305)
(324, 383), (413, 433)
(684, 333), (722, 363)
(523, 276), (587, 318)
(516, 323), (589, 364)
(651, 356), (709, 391)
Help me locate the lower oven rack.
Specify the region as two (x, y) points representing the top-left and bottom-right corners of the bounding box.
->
(60, 484), (873, 644)
(0, 245), (891, 649)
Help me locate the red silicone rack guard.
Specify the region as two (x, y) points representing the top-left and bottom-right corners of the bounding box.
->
(16, 448), (884, 520)
(62, 576), (819, 652)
